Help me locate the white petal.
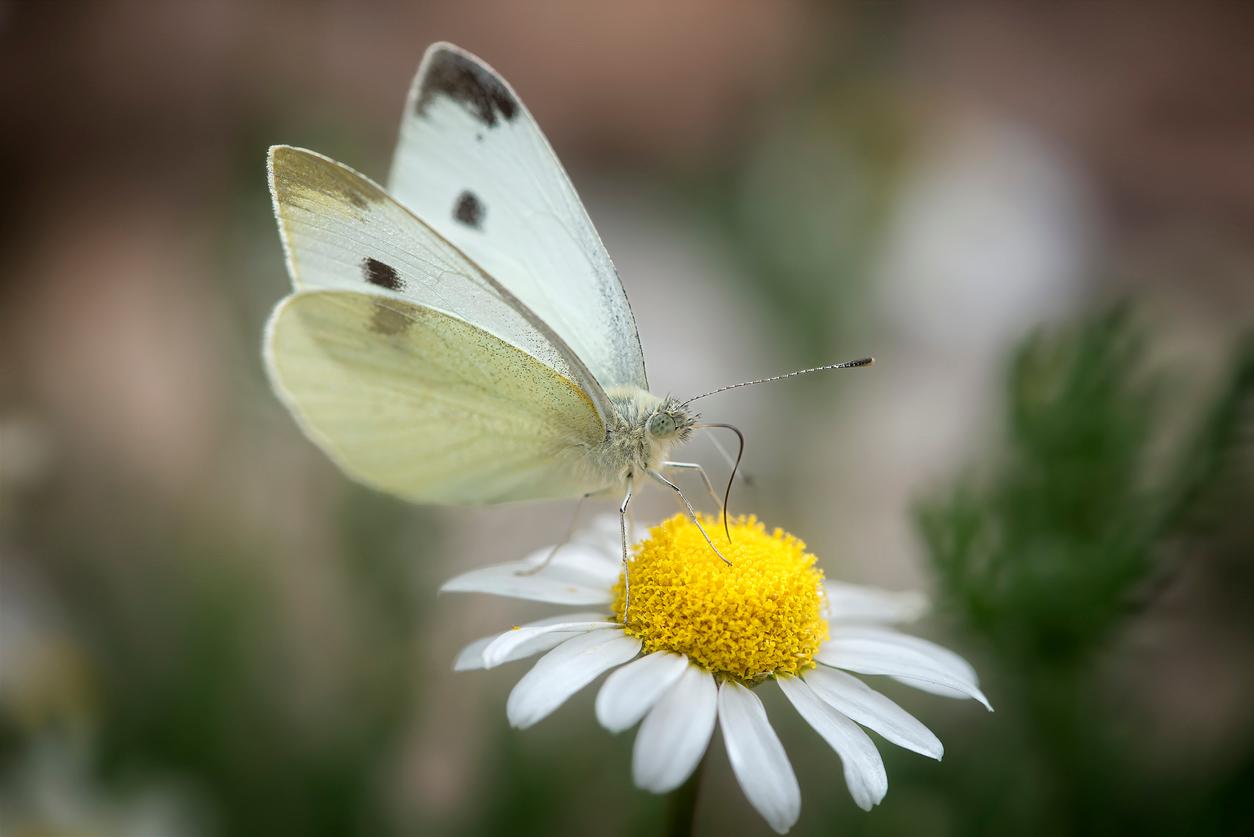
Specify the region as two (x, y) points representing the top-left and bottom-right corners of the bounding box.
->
(440, 555), (613, 604)
(568, 516), (626, 569)
(506, 630), (641, 729)
(802, 667), (942, 759)
(632, 666), (716, 793)
(816, 635), (992, 711)
(777, 676), (887, 811)
(595, 651), (688, 733)
(889, 679), (972, 700)
(453, 612), (609, 671)
(482, 621), (619, 669)
(533, 516), (624, 584)
(823, 582), (929, 624)
(832, 626), (980, 684)
(453, 636), (495, 672)
(719, 681), (801, 834)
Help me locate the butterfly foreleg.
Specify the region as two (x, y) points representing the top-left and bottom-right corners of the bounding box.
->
(662, 460), (735, 542)
(661, 461), (722, 512)
(619, 475), (634, 625)
(646, 469), (732, 566)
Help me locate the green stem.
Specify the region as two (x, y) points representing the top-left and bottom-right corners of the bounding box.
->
(664, 752), (708, 837)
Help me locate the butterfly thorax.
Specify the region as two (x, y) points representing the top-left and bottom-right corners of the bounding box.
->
(588, 386), (694, 485)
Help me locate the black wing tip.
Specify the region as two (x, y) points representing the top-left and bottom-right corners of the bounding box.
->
(414, 42), (519, 127)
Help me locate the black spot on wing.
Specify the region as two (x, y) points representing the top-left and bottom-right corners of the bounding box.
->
(416, 49), (518, 127)
(362, 257), (404, 291)
(453, 191), (485, 229)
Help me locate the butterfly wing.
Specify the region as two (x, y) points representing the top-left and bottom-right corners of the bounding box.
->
(265, 291), (605, 504)
(387, 42), (648, 392)
(266, 145), (609, 503)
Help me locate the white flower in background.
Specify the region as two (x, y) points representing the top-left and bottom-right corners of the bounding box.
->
(443, 514), (991, 834)
(0, 740), (203, 837)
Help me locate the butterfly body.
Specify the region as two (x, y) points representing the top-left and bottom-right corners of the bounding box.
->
(587, 389), (695, 491)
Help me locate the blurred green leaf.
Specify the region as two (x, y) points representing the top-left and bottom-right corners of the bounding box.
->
(913, 308), (1254, 836)
(919, 309), (1164, 666)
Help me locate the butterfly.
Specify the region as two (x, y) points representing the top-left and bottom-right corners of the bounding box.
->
(263, 42), (870, 611)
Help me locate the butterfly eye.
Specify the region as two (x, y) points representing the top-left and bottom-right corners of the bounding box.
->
(648, 413), (677, 437)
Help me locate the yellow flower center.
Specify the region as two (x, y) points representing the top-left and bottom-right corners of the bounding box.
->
(611, 514), (829, 683)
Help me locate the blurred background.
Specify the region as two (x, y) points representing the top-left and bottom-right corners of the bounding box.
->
(2, 1), (1252, 835)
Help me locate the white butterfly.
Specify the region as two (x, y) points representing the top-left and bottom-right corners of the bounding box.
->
(263, 42), (869, 609)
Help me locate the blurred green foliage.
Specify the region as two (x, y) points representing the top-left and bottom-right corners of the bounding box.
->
(911, 311), (1254, 837)
(2, 480), (431, 837)
(921, 310), (1166, 666)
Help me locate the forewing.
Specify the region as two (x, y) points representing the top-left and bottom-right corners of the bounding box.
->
(387, 42), (648, 392)
(268, 143), (611, 423)
(265, 291), (606, 504)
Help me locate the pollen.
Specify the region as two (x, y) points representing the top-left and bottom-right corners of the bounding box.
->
(611, 514), (829, 683)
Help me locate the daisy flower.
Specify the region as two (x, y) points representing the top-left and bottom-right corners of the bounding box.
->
(443, 513), (991, 834)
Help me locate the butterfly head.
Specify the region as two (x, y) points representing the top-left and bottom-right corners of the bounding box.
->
(646, 398), (695, 444)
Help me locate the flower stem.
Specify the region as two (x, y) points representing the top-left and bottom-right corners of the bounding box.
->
(664, 752), (708, 837)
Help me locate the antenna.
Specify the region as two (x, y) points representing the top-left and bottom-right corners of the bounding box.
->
(679, 357), (874, 407)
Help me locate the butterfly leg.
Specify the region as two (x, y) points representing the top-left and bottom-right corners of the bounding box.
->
(516, 493), (590, 577)
(619, 475), (635, 625)
(662, 459), (735, 542)
(646, 469), (732, 566)
(661, 461), (722, 511)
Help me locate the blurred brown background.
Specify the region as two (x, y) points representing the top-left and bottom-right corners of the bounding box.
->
(2, 2), (1252, 835)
